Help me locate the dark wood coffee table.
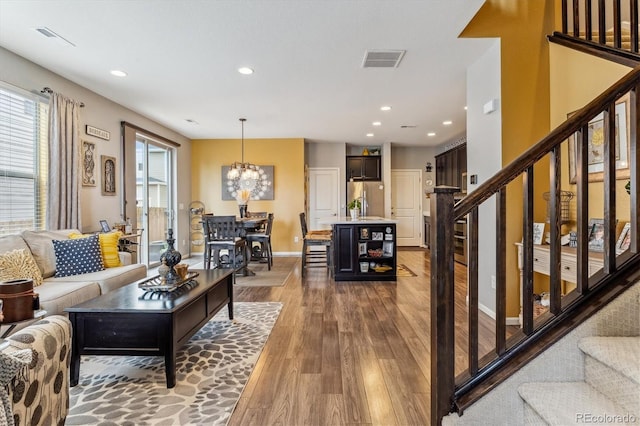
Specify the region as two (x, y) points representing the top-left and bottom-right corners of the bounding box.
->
(66, 268), (233, 388)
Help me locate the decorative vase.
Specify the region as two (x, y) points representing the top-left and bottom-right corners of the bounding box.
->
(157, 258), (170, 282)
(160, 228), (182, 283)
(350, 209), (359, 220)
(239, 204), (248, 218)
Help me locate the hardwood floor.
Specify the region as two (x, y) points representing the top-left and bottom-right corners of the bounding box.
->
(230, 248), (499, 426)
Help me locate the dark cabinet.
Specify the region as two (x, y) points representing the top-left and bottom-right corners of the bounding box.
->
(346, 156), (381, 181)
(435, 143), (466, 191)
(333, 222), (396, 281)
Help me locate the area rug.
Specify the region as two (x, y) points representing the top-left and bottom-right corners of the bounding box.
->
(234, 256), (297, 287)
(396, 264), (417, 277)
(66, 302), (282, 426)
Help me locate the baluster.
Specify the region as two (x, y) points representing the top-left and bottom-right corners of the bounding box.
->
(632, 0), (639, 52)
(522, 167), (534, 334)
(495, 188), (507, 355)
(550, 146), (563, 315)
(573, 0), (581, 36)
(577, 125), (590, 294)
(598, 0), (606, 44)
(613, 0), (622, 48)
(604, 102), (617, 273)
(631, 86), (640, 254)
(562, 0), (568, 34)
(585, 0), (593, 40)
(467, 206), (479, 375)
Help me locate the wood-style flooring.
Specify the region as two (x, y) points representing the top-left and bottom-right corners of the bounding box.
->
(229, 248), (499, 426)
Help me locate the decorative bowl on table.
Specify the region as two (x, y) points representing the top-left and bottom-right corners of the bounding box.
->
(368, 248), (383, 257)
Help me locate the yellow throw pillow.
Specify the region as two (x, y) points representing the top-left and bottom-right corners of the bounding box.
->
(0, 248), (44, 286)
(69, 231), (123, 268)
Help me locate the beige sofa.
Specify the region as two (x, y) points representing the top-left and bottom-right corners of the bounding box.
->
(1, 315), (71, 426)
(0, 229), (147, 315)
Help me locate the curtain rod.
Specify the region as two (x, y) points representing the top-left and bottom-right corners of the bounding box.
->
(41, 87), (85, 107)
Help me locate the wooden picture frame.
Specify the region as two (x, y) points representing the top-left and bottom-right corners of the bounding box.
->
(533, 223), (545, 245)
(360, 227), (369, 240)
(382, 241), (394, 256)
(82, 140), (97, 187)
(588, 218), (605, 252)
(568, 93), (630, 183)
(616, 222), (631, 255)
(101, 155), (117, 196)
(358, 242), (367, 256)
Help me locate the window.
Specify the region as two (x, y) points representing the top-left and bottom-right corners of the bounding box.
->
(0, 82), (49, 236)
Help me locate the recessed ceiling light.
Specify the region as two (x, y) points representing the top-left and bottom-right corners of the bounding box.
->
(427, 132), (436, 137)
(238, 67), (254, 75)
(366, 133), (374, 137)
(110, 70), (127, 77)
(372, 121), (381, 126)
(443, 120), (452, 125)
(464, 106), (468, 110)
(380, 106), (392, 111)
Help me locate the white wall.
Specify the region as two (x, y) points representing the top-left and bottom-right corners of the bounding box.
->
(0, 47), (193, 254)
(466, 39), (502, 317)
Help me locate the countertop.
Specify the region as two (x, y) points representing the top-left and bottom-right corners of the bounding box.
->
(318, 216), (398, 225)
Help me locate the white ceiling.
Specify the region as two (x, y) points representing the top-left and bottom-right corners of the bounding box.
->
(0, 0), (492, 146)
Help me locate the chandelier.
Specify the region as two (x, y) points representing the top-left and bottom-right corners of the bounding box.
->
(226, 118), (271, 202)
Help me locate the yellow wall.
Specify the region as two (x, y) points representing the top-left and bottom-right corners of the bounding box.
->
(191, 138), (305, 254)
(550, 44), (632, 223)
(461, 0), (556, 317)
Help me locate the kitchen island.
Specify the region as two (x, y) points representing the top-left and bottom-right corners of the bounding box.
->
(319, 216), (397, 281)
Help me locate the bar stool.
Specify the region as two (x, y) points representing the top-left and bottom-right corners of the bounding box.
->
(299, 212), (332, 277)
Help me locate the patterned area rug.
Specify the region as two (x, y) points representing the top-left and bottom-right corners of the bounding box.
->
(67, 302), (282, 425)
(396, 264), (417, 277)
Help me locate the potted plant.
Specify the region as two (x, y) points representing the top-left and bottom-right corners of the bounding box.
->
(348, 199), (361, 220)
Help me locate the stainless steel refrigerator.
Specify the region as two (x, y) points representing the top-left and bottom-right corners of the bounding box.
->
(346, 181), (384, 217)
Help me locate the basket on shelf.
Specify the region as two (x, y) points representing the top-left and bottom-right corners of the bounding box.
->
(543, 191), (574, 224)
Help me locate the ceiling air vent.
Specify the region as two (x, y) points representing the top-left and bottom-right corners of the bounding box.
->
(362, 50), (406, 68)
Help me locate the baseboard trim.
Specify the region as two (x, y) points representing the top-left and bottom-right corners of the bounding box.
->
(478, 302), (519, 326)
(478, 302), (495, 320)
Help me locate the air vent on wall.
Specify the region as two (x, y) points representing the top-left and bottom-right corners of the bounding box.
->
(362, 50), (406, 68)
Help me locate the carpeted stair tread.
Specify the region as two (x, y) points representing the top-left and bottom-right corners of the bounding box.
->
(518, 382), (628, 426)
(578, 336), (640, 384)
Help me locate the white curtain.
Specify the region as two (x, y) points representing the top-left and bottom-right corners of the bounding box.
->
(47, 92), (82, 230)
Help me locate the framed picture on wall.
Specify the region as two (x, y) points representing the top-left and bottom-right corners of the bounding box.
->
(101, 155), (116, 196)
(532, 223), (545, 245)
(587, 218), (605, 252)
(568, 93), (630, 183)
(82, 141), (97, 187)
(616, 222), (631, 255)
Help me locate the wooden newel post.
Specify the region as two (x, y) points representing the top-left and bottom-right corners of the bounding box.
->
(430, 185), (458, 425)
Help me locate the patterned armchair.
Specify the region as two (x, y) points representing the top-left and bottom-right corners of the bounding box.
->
(2, 316), (71, 426)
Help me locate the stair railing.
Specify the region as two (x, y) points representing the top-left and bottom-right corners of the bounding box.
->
(430, 64), (640, 425)
(550, 0), (640, 66)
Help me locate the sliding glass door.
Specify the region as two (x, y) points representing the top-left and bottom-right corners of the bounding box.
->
(136, 136), (174, 266)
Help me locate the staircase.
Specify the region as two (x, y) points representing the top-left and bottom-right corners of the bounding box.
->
(442, 281), (640, 425)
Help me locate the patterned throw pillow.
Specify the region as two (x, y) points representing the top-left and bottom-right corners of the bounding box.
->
(69, 231), (122, 268)
(53, 234), (104, 277)
(0, 248), (44, 286)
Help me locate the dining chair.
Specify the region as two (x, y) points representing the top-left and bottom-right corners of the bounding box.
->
(201, 215), (247, 282)
(299, 212), (333, 278)
(245, 213), (274, 270)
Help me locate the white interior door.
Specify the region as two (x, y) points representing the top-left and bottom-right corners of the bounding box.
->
(308, 167), (339, 231)
(391, 169), (422, 246)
